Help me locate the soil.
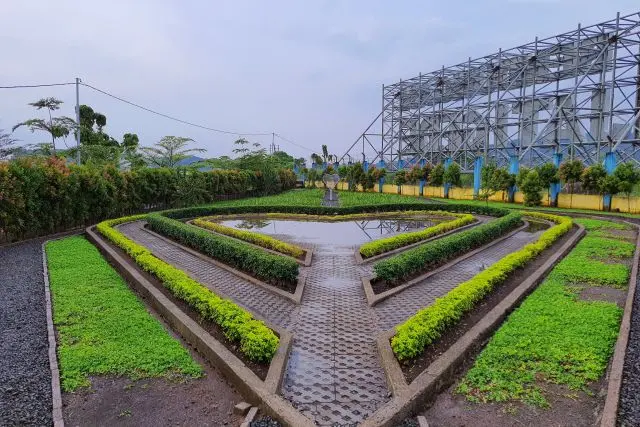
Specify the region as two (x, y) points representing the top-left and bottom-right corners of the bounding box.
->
(578, 286), (627, 307)
(370, 222), (525, 294)
(95, 229), (271, 380)
(399, 225), (580, 383)
(62, 348), (244, 427)
(422, 377), (607, 427)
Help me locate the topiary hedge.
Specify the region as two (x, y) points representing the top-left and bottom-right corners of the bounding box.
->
(391, 212), (573, 362)
(373, 212), (523, 283)
(192, 218), (306, 259)
(146, 214), (299, 286)
(96, 216), (279, 362)
(359, 212), (475, 258)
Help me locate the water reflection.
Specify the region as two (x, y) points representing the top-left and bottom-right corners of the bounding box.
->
(220, 217), (439, 247)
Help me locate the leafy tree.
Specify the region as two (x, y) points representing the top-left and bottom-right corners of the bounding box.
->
(443, 163), (461, 198)
(13, 97), (76, 155)
(598, 175), (621, 211)
(520, 169), (544, 206)
(613, 162), (640, 212)
(430, 163), (445, 187)
(479, 163), (500, 205)
(581, 164), (607, 194)
(0, 129), (16, 159)
(558, 160), (584, 208)
(141, 136), (205, 168)
(393, 170), (408, 194)
(535, 163), (559, 205)
(345, 162), (366, 191)
(310, 153), (323, 165)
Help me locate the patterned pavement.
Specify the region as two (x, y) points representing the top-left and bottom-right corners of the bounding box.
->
(118, 219), (542, 426)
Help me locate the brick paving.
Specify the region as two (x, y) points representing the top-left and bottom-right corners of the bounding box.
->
(118, 219), (542, 426)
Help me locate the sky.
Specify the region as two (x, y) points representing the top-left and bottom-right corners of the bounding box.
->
(1, 0), (639, 161)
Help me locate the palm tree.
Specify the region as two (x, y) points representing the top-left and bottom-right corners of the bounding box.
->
(0, 129), (17, 159)
(13, 98), (76, 155)
(141, 136), (205, 168)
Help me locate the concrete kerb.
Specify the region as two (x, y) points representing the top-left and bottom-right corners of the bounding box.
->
(355, 218), (482, 265)
(41, 241), (65, 427)
(186, 219), (313, 267)
(600, 220), (640, 427)
(361, 223), (585, 427)
(141, 225), (306, 304)
(362, 221), (530, 307)
(86, 227), (314, 427)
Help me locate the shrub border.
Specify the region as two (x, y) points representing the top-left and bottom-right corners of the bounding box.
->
(95, 216), (280, 362)
(85, 226), (313, 426)
(362, 221), (585, 427)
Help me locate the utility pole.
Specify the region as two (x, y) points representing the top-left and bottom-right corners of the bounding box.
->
(75, 77), (81, 164)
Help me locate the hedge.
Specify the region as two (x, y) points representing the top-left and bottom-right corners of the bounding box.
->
(147, 214), (299, 286)
(192, 218), (306, 259)
(0, 156), (296, 242)
(391, 212), (573, 361)
(359, 212), (475, 258)
(373, 212), (523, 283)
(96, 216), (279, 362)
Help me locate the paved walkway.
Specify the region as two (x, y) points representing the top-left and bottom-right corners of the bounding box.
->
(119, 219), (543, 426)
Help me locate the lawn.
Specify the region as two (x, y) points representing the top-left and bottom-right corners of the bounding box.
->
(457, 218), (635, 406)
(46, 236), (202, 392)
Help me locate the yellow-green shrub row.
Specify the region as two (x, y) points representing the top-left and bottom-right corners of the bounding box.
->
(359, 213), (475, 258)
(192, 218), (305, 259)
(96, 216), (279, 362)
(391, 212), (573, 361)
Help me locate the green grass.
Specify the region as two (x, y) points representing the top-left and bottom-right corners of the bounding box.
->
(46, 236), (202, 392)
(457, 218), (635, 407)
(213, 189), (324, 207)
(337, 190), (429, 207)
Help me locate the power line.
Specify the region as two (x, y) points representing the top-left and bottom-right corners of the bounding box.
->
(80, 81), (273, 136)
(275, 133), (315, 153)
(0, 82), (75, 89)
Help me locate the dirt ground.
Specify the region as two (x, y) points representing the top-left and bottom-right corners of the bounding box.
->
(422, 379), (606, 427)
(62, 350), (244, 427)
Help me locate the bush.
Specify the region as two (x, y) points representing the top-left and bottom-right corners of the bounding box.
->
(373, 212), (523, 283)
(0, 157), (297, 242)
(96, 216), (279, 362)
(359, 213), (475, 258)
(192, 218), (305, 259)
(391, 212), (573, 361)
(147, 214), (299, 286)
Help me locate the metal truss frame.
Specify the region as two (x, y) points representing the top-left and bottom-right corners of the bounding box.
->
(342, 11), (640, 171)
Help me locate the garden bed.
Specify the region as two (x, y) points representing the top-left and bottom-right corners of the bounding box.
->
(400, 224), (579, 382)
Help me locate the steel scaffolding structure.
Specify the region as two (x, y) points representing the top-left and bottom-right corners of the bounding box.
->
(342, 11), (640, 172)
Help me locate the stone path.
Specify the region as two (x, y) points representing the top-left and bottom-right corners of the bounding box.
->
(118, 219), (543, 426)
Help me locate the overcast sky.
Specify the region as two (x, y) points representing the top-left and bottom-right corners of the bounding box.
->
(1, 1), (638, 161)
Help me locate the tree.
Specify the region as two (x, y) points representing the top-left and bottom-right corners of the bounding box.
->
(430, 163), (445, 187)
(0, 129), (16, 159)
(535, 163), (559, 205)
(520, 169), (544, 206)
(393, 170), (408, 194)
(581, 164), (607, 194)
(479, 163), (500, 205)
(443, 163), (461, 198)
(345, 162), (365, 191)
(558, 160), (584, 208)
(141, 136), (205, 168)
(598, 175), (621, 211)
(613, 162), (640, 212)
(13, 97), (76, 156)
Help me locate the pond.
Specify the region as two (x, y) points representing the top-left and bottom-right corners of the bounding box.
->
(219, 217), (442, 247)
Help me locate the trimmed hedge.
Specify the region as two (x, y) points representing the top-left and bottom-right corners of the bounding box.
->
(391, 212), (573, 361)
(0, 157), (297, 243)
(192, 218), (305, 259)
(373, 212), (523, 283)
(96, 216), (279, 362)
(147, 214), (299, 286)
(359, 212), (475, 258)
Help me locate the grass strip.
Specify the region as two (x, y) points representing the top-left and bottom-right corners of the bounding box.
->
(391, 212), (572, 361)
(97, 216), (280, 362)
(457, 218), (635, 406)
(46, 236), (202, 392)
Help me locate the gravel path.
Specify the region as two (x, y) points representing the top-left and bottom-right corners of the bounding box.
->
(0, 240), (52, 426)
(617, 267), (640, 426)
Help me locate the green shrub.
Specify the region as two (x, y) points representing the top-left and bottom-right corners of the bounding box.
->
(147, 214), (299, 286)
(373, 212), (523, 283)
(192, 218), (305, 258)
(96, 216), (279, 362)
(359, 213), (475, 258)
(391, 212), (572, 361)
